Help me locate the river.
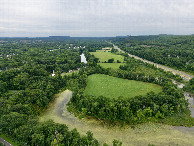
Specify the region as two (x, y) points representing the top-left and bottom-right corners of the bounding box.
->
(40, 90), (194, 146)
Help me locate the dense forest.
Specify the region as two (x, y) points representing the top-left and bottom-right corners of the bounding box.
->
(0, 38), (113, 146)
(112, 35), (194, 74)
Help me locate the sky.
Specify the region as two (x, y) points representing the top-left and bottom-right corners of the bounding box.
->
(0, 0), (194, 37)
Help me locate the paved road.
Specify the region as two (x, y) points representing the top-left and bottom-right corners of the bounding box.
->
(113, 44), (193, 81)
(0, 137), (12, 146)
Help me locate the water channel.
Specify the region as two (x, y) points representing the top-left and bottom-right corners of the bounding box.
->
(40, 90), (194, 146)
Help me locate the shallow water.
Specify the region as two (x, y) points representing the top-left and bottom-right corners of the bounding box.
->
(40, 90), (194, 146)
(185, 93), (194, 118)
(173, 81), (194, 117)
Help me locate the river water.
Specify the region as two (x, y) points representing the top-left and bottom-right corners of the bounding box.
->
(80, 53), (87, 63)
(40, 90), (194, 146)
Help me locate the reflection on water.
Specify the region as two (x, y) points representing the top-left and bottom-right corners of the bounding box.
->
(40, 90), (194, 146)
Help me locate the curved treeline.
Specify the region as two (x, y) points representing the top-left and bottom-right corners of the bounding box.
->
(0, 66), (99, 146)
(112, 35), (194, 74)
(68, 66), (192, 126)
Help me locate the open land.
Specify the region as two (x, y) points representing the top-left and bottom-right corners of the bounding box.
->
(84, 74), (162, 99)
(90, 52), (124, 63)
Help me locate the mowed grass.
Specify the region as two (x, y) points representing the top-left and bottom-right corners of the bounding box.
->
(98, 63), (125, 69)
(84, 74), (162, 99)
(90, 52), (124, 63)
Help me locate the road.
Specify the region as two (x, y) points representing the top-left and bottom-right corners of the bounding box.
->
(113, 44), (193, 81)
(0, 137), (13, 146)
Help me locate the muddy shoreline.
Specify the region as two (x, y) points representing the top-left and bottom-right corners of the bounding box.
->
(40, 90), (194, 146)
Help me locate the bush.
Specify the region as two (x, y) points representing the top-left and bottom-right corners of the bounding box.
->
(108, 58), (114, 63)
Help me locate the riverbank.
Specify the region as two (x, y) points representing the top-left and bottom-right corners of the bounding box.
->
(40, 90), (194, 146)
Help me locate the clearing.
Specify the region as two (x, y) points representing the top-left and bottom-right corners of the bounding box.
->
(90, 52), (124, 63)
(84, 74), (162, 99)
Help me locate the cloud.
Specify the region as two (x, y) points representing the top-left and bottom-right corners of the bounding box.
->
(0, 0), (194, 37)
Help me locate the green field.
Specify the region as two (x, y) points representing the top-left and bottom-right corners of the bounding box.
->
(90, 52), (124, 63)
(84, 74), (162, 99)
(98, 63), (124, 69)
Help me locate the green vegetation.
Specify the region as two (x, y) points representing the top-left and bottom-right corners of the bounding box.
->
(112, 35), (194, 74)
(98, 63), (124, 69)
(0, 134), (19, 146)
(61, 70), (79, 76)
(41, 90), (194, 146)
(84, 74), (162, 99)
(0, 38), (110, 146)
(69, 65), (191, 126)
(119, 57), (184, 82)
(184, 78), (194, 94)
(1, 36), (194, 146)
(90, 52), (124, 63)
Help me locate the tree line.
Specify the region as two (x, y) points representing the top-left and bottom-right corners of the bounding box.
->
(68, 65), (192, 126)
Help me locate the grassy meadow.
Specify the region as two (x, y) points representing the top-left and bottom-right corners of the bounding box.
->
(90, 52), (124, 63)
(84, 74), (162, 99)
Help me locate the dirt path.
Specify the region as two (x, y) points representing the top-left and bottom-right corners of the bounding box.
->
(40, 90), (194, 146)
(113, 44), (193, 81)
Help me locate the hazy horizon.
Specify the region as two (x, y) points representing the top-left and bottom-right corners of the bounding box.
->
(1, 0), (194, 37)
